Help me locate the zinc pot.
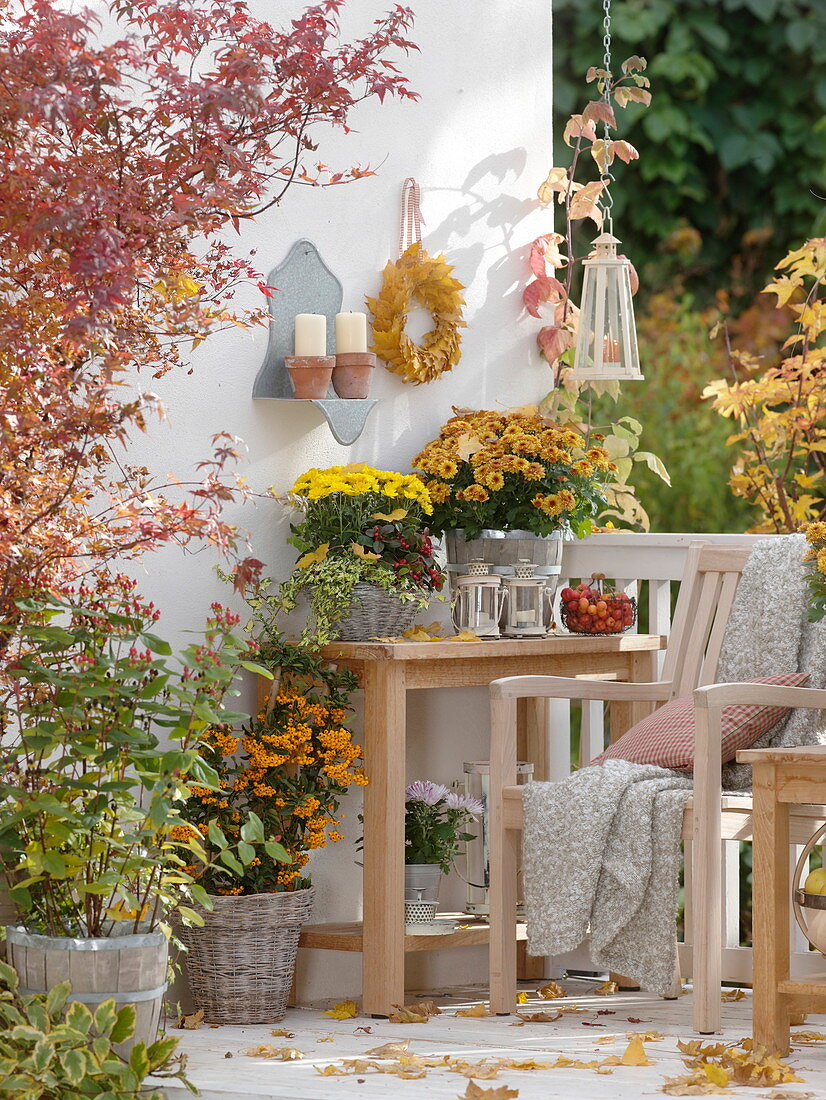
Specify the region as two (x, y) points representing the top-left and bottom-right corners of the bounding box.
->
(285, 355), (335, 399)
(177, 888), (314, 1024)
(332, 352), (376, 398)
(6, 925), (168, 1054)
(336, 583), (422, 641)
(404, 863), (442, 903)
(444, 528), (566, 578)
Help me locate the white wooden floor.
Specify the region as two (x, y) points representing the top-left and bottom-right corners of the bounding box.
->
(153, 978), (826, 1099)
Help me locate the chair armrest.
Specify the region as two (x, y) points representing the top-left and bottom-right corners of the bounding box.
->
(694, 682), (826, 711)
(490, 674), (673, 703)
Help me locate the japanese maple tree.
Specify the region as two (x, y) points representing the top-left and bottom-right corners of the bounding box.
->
(0, 0), (416, 641)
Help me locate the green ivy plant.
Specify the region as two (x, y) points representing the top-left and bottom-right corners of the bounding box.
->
(552, 0), (826, 302)
(0, 961), (194, 1098)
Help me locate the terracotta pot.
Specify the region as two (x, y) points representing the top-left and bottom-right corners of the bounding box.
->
(332, 352), (376, 399)
(285, 355), (335, 399)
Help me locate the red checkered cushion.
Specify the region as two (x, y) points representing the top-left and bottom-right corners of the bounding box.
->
(591, 673), (810, 770)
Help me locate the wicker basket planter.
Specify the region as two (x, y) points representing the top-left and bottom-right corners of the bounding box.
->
(5, 925), (168, 1054)
(177, 888), (314, 1024)
(336, 583), (421, 641)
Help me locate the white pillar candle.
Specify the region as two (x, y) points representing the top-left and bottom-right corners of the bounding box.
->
(294, 313), (326, 356)
(335, 311), (368, 354)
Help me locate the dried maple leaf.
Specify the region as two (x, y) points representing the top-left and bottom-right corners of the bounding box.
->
(516, 1010), (562, 1023)
(582, 1020), (605, 1027)
(629, 1030), (665, 1042)
(243, 1046), (303, 1060)
(791, 1030), (826, 1044)
(354, 1025), (373, 1035)
(627, 1016), (652, 1024)
(177, 1008), (205, 1030)
(366, 1040), (411, 1058)
(536, 980), (566, 999)
(270, 1029), (294, 1038)
(460, 1083), (519, 1100)
(596, 1035), (618, 1044)
(388, 1000), (440, 1023)
(315, 1065), (350, 1076)
(450, 1060), (502, 1080)
(516, 991), (529, 1004)
(322, 1000), (358, 1020)
(455, 1003), (492, 1017)
(594, 980), (619, 995)
(317, 1035), (334, 1043)
(763, 1092), (815, 1099)
(597, 1009), (616, 1016)
(620, 1034), (655, 1066)
(448, 630), (481, 641)
(720, 988), (746, 1001)
(661, 1074), (729, 1095)
(550, 1054), (602, 1069)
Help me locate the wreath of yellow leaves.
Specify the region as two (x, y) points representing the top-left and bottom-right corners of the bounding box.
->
(366, 242), (466, 385)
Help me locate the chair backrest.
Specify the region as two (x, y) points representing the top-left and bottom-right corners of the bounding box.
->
(661, 542), (752, 698)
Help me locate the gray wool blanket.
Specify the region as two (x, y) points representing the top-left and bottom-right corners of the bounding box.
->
(522, 535), (826, 995)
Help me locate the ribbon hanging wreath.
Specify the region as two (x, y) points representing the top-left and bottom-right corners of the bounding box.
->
(366, 178), (466, 385)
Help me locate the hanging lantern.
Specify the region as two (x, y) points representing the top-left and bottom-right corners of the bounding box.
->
(572, 231), (642, 381)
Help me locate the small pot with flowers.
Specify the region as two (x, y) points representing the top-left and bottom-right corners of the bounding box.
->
(279, 463), (446, 644)
(402, 780), (482, 925)
(174, 644), (364, 1023)
(413, 409), (615, 578)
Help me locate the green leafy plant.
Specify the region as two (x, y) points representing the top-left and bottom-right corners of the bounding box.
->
(0, 575), (279, 937)
(0, 960), (193, 1098)
(552, 0), (826, 303)
(403, 781), (482, 874)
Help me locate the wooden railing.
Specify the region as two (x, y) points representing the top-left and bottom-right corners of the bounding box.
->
(543, 531), (823, 983)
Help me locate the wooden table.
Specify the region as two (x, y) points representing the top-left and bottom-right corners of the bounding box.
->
(301, 634), (662, 1017)
(738, 745), (826, 1054)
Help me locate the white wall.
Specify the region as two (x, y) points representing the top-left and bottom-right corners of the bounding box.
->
(129, 0), (553, 1002)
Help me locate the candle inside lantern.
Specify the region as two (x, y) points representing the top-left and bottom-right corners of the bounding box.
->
(294, 313), (326, 356)
(335, 311), (368, 354)
(602, 336), (620, 363)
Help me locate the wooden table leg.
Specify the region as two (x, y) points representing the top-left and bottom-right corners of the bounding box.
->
(752, 762), (791, 1054)
(516, 697), (547, 982)
(361, 661), (406, 1017)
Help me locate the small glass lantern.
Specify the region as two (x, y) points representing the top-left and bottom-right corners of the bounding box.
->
(463, 760), (533, 915)
(572, 232), (642, 381)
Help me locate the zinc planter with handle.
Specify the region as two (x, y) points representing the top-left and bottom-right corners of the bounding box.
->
(5, 925), (168, 1054)
(176, 887), (315, 1024)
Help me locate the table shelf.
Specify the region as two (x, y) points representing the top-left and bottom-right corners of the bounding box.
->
(299, 915), (529, 954)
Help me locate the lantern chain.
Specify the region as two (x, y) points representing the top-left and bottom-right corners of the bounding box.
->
(600, 0), (615, 231)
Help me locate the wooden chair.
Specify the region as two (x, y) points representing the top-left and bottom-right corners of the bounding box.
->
(488, 542), (826, 1034)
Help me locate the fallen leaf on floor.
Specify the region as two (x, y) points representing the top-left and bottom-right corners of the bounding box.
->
(223, 1052), (232, 1059)
(516, 991), (528, 1004)
(448, 631), (482, 642)
(450, 1060), (502, 1080)
(679, 1037), (803, 1088)
(354, 1026), (373, 1035)
(270, 1029), (295, 1038)
(366, 1040), (411, 1058)
(177, 1008), (205, 1030)
(661, 1074), (730, 1095)
(317, 1036), (335, 1042)
(537, 980), (566, 999)
(316, 1065), (350, 1076)
(459, 1083), (519, 1100)
(762, 1091), (814, 1099)
(322, 1000), (359, 1019)
(455, 1003), (492, 1017)
(243, 1046), (303, 1060)
(597, 1009), (616, 1016)
(619, 1034), (655, 1066)
(388, 1000), (441, 1023)
(700, 1063), (730, 1087)
(550, 1055), (603, 1069)
(582, 1020), (605, 1027)
(596, 1035), (618, 1044)
(677, 1040), (728, 1059)
(627, 1017), (653, 1024)
(720, 988), (746, 1001)
(594, 980), (619, 995)
(791, 1030), (826, 1044)
(209, 1024), (221, 1029)
(509, 1018), (525, 1027)
(516, 1011), (561, 1023)
(629, 1030), (665, 1042)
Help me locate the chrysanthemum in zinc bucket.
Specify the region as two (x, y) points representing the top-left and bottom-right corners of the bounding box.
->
(412, 409), (615, 591)
(402, 780), (482, 927)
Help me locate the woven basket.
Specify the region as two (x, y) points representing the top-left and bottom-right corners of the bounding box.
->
(336, 583), (421, 641)
(177, 888), (314, 1024)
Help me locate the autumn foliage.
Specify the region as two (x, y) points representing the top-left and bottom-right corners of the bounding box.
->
(0, 0), (416, 638)
(704, 238), (826, 532)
